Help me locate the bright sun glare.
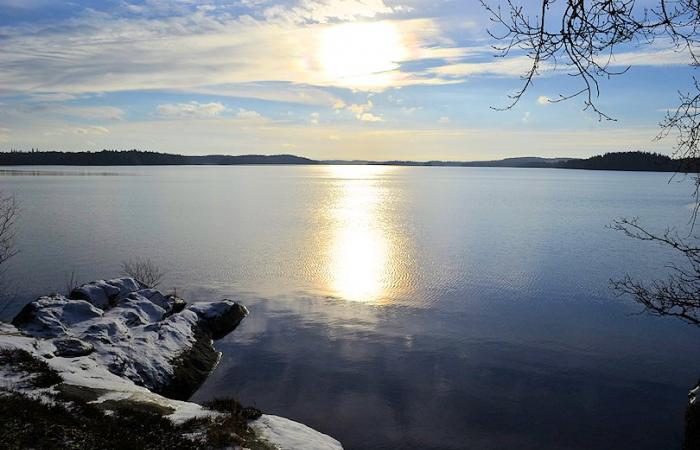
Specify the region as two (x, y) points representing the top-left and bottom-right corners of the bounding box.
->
(319, 21), (407, 88)
(327, 165), (391, 303)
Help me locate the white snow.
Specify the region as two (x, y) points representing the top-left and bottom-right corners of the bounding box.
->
(189, 300), (249, 320)
(250, 415), (343, 450)
(12, 278), (229, 392)
(1, 280), (344, 449)
(0, 326), (219, 424)
(691, 386), (699, 405)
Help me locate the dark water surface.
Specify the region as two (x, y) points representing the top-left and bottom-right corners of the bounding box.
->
(2, 165), (699, 449)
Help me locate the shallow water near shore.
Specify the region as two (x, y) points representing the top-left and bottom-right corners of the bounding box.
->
(2, 165), (700, 449)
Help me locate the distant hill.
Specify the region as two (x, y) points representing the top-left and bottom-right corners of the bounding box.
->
(0, 150), (317, 166)
(320, 157), (574, 168)
(556, 151), (700, 172)
(0, 150), (695, 173)
(462, 156), (574, 168)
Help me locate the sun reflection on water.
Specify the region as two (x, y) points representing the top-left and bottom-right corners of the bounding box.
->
(326, 165), (394, 304)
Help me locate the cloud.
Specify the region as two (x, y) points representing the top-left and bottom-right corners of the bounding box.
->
(157, 101), (226, 118)
(236, 108), (262, 120)
(0, 3), (693, 110)
(191, 83), (346, 108)
(428, 56), (540, 79)
(262, 0), (394, 24)
(0, 12), (472, 96)
(29, 92), (80, 102)
(72, 126), (109, 135)
(428, 44), (695, 81)
(1, 110), (671, 160)
(605, 46), (694, 67)
(8, 104), (126, 121)
(347, 100), (383, 122)
(60, 105), (125, 121)
(0, 127), (10, 141)
(537, 96), (550, 105)
(309, 112), (320, 125)
(359, 112), (383, 122)
(438, 116), (450, 124)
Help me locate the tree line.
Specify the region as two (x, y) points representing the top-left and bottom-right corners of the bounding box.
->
(0, 149), (694, 172)
(0, 150), (316, 166)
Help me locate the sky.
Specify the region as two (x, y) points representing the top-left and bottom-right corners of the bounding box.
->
(0, 0), (695, 160)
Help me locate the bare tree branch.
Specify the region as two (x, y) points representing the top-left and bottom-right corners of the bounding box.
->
(609, 218), (700, 327)
(0, 192), (18, 272)
(481, 0), (700, 121)
(484, 1), (700, 327)
(64, 270), (79, 297)
(121, 258), (164, 288)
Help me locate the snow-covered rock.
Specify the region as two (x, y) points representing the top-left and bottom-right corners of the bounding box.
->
(53, 337), (94, 357)
(11, 277), (248, 398)
(0, 279), (344, 449)
(251, 414), (343, 450)
(687, 382), (700, 448)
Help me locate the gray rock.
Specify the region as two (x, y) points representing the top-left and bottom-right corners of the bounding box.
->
(12, 296), (102, 338)
(11, 278), (248, 400)
(189, 300), (249, 340)
(53, 337), (94, 357)
(71, 278), (146, 309)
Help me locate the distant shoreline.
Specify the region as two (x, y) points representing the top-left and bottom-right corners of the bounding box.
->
(0, 150), (695, 173)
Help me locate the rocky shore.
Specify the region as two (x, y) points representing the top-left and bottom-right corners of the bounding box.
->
(0, 278), (342, 449)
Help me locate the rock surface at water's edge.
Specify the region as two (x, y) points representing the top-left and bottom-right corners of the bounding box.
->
(11, 277), (247, 399)
(686, 383), (700, 449)
(1, 277), (343, 450)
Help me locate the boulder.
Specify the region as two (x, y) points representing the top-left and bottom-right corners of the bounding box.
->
(70, 278), (145, 309)
(11, 278), (248, 399)
(0, 280), (344, 449)
(12, 296), (102, 338)
(189, 300), (249, 340)
(53, 337), (94, 357)
(686, 383), (700, 449)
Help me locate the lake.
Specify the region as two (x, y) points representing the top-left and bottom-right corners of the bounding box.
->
(1, 165), (699, 449)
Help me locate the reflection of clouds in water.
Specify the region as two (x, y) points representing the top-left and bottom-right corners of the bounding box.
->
(186, 284), (385, 348)
(193, 294), (692, 450)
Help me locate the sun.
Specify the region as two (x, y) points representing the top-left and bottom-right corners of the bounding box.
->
(318, 21), (407, 88)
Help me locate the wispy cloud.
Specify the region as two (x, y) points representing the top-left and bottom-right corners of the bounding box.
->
(0, 10), (472, 97)
(72, 125), (109, 135)
(606, 46), (694, 67)
(0, 127), (11, 142)
(60, 105), (125, 121)
(428, 45), (695, 81)
(0, 1), (690, 158)
(262, 0), (396, 24)
(236, 108), (262, 120)
(157, 101), (226, 118)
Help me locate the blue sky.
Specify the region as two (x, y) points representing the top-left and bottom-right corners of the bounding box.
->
(0, 0), (693, 160)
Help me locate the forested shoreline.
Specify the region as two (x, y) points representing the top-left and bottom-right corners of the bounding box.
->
(0, 149), (694, 172)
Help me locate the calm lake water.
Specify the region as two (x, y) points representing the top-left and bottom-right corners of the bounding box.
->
(2, 165), (699, 449)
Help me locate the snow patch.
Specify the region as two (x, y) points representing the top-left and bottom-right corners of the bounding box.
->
(1, 279), (343, 448)
(251, 414), (343, 450)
